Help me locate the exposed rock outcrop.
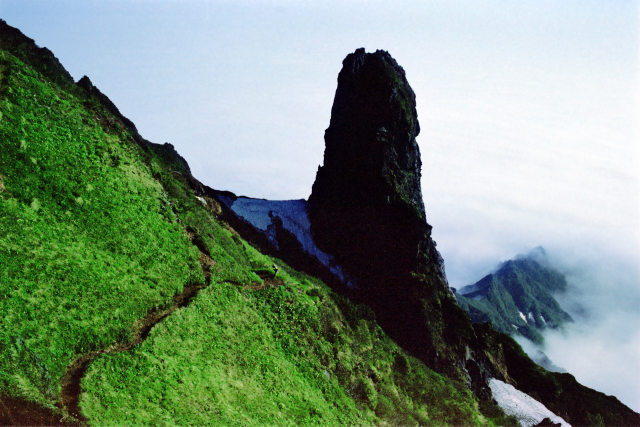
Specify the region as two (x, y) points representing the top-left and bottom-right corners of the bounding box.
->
(308, 48), (473, 379)
(306, 48), (640, 426)
(309, 48), (445, 289)
(0, 19), (74, 90)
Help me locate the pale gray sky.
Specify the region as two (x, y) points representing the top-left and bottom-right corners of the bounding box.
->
(2, 0), (636, 282)
(2, 0), (639, 410)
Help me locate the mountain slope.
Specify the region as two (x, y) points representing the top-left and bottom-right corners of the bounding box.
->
(1, 21), (638, 426)
(0, 20), (509, 426)
(220, 48), (640, 426)
(455, 248), (572, 344)
(0, 25), (202, 409)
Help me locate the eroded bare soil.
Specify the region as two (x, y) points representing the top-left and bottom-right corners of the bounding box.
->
(0, 395), (71, 426)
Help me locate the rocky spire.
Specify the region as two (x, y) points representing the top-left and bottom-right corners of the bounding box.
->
(309, 48), (446, 289)
(307, 50), (640, 424)
(308, 48), (464, 375)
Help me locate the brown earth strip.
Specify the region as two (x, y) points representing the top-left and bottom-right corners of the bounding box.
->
(225, 271), (286, 291)
(243, 272), (286, 291)
(58, 235), (215, 424)
(0, 395), (71, 426)
(2, 237), (282, 425)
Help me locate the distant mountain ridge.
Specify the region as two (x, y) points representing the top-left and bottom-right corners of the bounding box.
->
(455, 247), (572, 344)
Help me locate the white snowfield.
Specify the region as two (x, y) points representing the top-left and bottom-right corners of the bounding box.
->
(225, 197), (347, 282)
(519, 311), (528, 323)
(489, 378), (570, 427)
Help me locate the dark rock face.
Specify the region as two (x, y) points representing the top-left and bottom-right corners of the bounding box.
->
(309, 48), (445, 290)
(534, 418), (562, 427)
(305, 50), (640, 426)
(308, 48), (470, 377)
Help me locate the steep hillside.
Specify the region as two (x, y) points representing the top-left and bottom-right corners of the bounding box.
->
(455, 248), (572, 344)
(220, 48), (640, 426)
(0, 22), (201, 411)
(0, 20), (511, 426)
(1, 21), (638, 426)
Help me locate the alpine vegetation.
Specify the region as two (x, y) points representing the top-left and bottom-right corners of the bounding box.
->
(1, 20), (638, 426)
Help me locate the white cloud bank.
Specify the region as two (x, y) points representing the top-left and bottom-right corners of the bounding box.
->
(540, 251), (640, 412)
(508, 249), (640, 412)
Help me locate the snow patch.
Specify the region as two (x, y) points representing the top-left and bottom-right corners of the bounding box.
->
(519, 311), (528, 323)
(228, 198), (347, 282)
(489, 378), (570, 427)
(196, 196), (207, 206)
(528, 312), (535, 323)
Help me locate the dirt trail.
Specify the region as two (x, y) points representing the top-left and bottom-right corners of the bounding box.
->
(58, 238), (215, 424)
(243, 272), (286, 290)
(0, 395), (71, 426)
(4, 236), (284, 425)
(223, 270), (286, 292)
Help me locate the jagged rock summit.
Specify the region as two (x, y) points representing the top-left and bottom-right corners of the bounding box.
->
(0, 19), (74, 90)
(309, 48), (446, 289)
(308, 48), (469, 377)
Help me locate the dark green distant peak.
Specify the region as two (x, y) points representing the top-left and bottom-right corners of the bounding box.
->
(455, 247), (572, 344)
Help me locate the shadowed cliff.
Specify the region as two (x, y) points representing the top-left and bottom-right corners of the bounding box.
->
(308, 48), (475, 379)
(306, 48), (640, 425)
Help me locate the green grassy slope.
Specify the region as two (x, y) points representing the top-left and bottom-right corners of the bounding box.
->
(0, 31), (513, 425)
(0, 49), (202, 407)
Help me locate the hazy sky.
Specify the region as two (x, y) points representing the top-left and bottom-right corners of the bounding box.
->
(2, 0), (639, 410)
(1, 1), (637, 280)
